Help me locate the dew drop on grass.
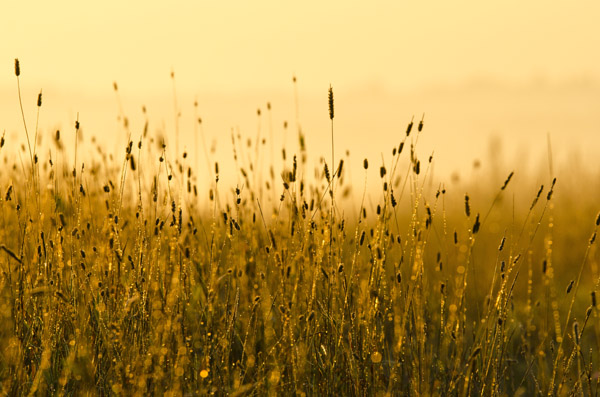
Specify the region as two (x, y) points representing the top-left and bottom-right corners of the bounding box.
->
(371, 351), (382, 363)
(269, 369), (281, 384)
(200, 369), (209, 379)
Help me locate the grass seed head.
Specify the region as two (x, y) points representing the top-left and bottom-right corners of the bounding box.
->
(566, 280), (574, 294)
(406, 117), (413, 136)
(501, 171), (514, 190)
(472, 214), (480, 234)
(547, 178), (556, 200)
(324, 163), (331, 183)
(328, 85), (334, 120)
(129, 155), (136, 171)
(530, 185), (544, 210)
(464, 194), (471, 217)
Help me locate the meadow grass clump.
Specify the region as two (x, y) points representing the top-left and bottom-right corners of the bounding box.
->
(0, 63), (599, 395)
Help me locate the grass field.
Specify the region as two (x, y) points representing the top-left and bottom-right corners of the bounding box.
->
(1, 60), (599, 396)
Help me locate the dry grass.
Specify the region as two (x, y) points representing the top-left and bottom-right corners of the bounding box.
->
(0, 62), (599, 396)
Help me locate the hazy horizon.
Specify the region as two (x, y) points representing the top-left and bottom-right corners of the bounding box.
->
(1, 0), (599, 187)
(0, 75), (597, 181)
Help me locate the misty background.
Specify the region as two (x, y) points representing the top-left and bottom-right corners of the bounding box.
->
(1, 0), (598, 191)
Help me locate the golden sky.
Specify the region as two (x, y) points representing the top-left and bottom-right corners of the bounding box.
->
(1, 0), (599, 182)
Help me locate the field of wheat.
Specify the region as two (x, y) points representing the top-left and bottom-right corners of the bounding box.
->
(0, 60), (599, 396)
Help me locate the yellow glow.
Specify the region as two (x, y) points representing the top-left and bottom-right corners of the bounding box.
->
(1, 1), (599, 180)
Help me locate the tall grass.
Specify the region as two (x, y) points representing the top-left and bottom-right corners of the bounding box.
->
(0, 61), (599, 395)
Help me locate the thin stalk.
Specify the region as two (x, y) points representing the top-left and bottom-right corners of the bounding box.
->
(15, 61), (34, 168)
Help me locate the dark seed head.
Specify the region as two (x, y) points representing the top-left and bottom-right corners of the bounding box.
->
(547, 178), (556, 200)
(328, 85), (334, 120)
(542, 260), (547, 274)
(498, 236), (506, 251)
(472, 214), (480, 234)
(464, 194), (471, 217)
(380, 166), (386, 178)
(501, 171), (514, 190)
(566, 280), (574, 294)
(406, 118), (413, 136)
